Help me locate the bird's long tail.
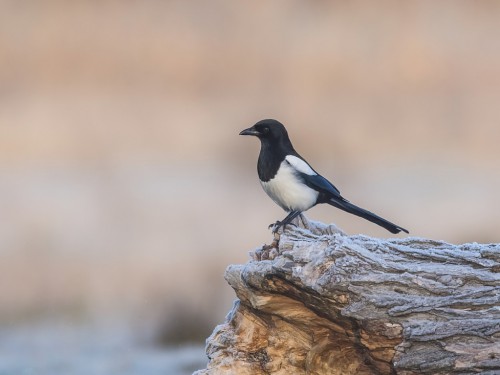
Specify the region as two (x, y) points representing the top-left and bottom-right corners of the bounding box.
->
(327, 198), (409, 234)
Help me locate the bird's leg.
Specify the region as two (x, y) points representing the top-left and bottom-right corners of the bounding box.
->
(269, 211), (302, 233)
(282, 210), (302, 229)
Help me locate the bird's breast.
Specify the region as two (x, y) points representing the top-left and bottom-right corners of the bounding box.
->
(260, 161), (318, 212)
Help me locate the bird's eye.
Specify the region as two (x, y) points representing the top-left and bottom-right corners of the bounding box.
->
(262, 127), (270, 134)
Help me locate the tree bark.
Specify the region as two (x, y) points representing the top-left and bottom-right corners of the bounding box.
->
(195, 218), (500, 374)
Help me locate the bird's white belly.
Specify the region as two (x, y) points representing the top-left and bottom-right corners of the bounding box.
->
(260, 162), (318, 212)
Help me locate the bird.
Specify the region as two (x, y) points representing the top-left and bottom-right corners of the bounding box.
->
(239, 119), (409, 234)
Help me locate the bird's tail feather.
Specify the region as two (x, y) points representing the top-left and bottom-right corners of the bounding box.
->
(327, 199), (409, 234)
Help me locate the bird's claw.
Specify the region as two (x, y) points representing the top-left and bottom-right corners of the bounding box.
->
(268, 220), (296, 233)
(268, 221), (281, 230)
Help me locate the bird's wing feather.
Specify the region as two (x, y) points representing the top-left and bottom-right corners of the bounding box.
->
(299, 173), (343, 198)
(285, 155), (343, 198)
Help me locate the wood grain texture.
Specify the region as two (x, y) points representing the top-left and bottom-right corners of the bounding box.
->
(195, 218), (500, 374)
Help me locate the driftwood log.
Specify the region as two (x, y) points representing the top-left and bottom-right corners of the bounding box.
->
(195, 217), (500, 374)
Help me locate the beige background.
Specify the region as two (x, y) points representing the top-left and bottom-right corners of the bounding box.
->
(0, 1), (499, 351)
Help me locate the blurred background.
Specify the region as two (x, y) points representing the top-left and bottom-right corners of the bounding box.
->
(1, 1), (499, 374)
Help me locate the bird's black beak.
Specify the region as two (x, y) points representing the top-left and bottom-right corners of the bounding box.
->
(239, 126), (260, 137)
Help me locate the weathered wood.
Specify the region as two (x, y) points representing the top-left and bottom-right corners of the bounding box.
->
(195, 217), (500, 374)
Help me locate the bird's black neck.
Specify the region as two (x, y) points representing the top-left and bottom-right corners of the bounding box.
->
(257, 137), (296, 182)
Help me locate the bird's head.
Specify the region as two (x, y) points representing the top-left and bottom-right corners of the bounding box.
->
(239, 119), (288, 142)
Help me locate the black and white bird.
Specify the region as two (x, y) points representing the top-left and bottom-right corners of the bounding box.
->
(239, 119), (409, 234)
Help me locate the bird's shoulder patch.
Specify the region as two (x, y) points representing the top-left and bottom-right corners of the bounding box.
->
(285, 155), (316, 176)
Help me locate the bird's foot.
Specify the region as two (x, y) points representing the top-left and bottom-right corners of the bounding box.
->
(268, 220), (282, 230)
(268, 220), (281, 232)
(268, 221), (296, 233)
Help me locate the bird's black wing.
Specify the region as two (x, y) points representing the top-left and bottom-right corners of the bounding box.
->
(298, 173), (345, 200)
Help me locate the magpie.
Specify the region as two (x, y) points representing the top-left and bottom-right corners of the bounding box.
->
(239, 119), (409, 234)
